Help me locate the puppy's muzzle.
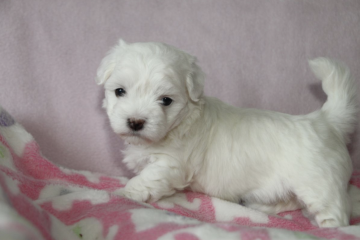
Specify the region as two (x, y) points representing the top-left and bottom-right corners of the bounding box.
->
(127, 118), (146, 131)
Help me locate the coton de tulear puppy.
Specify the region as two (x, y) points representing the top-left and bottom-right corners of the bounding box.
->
(96, 39), (358, 228)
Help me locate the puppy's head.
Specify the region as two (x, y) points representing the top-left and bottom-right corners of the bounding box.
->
(96, 39), (204, 145)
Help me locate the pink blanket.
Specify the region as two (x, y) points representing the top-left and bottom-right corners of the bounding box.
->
(0, 106), (360, 240)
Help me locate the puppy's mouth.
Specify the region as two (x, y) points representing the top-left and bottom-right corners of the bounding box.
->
(119, 132), (152, 145)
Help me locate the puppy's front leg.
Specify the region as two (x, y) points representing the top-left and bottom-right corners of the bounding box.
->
(122, 155), (188, 202)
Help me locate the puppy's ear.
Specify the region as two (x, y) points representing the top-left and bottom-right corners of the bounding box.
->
(186, 58), (205, 102)
(96, 39), (128, 85)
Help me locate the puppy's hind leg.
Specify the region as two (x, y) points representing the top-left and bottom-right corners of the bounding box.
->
(293, 180), (351, 228)
(244, 197), (302, 215)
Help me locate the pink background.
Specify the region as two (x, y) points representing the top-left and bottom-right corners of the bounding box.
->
(1, 0), (359, 177)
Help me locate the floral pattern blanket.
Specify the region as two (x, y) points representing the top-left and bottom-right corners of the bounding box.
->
(0, 105), (360, 240)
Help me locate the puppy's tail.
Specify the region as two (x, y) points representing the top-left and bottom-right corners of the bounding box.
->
(309, 58), (358, 142)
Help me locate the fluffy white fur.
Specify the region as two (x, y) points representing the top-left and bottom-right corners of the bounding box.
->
(96, 39), (358, 228)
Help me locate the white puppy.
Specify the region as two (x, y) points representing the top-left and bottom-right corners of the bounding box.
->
(96, 39), (358, 228)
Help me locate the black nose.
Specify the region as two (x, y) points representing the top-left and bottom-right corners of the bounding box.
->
(127, 118), (145, 131)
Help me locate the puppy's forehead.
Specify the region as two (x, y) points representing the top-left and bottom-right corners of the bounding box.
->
(110, 50), (185, 91)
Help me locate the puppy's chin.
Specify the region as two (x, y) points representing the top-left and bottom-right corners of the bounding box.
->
(119, 133), (153, 146)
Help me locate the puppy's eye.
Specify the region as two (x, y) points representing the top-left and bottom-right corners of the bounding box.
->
(115, 88), (126, 97)
(162, 97), (173, 106)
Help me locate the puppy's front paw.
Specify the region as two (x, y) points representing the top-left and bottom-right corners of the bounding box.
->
(119, 177), (150, 202)
(115, 175), (175, 203)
